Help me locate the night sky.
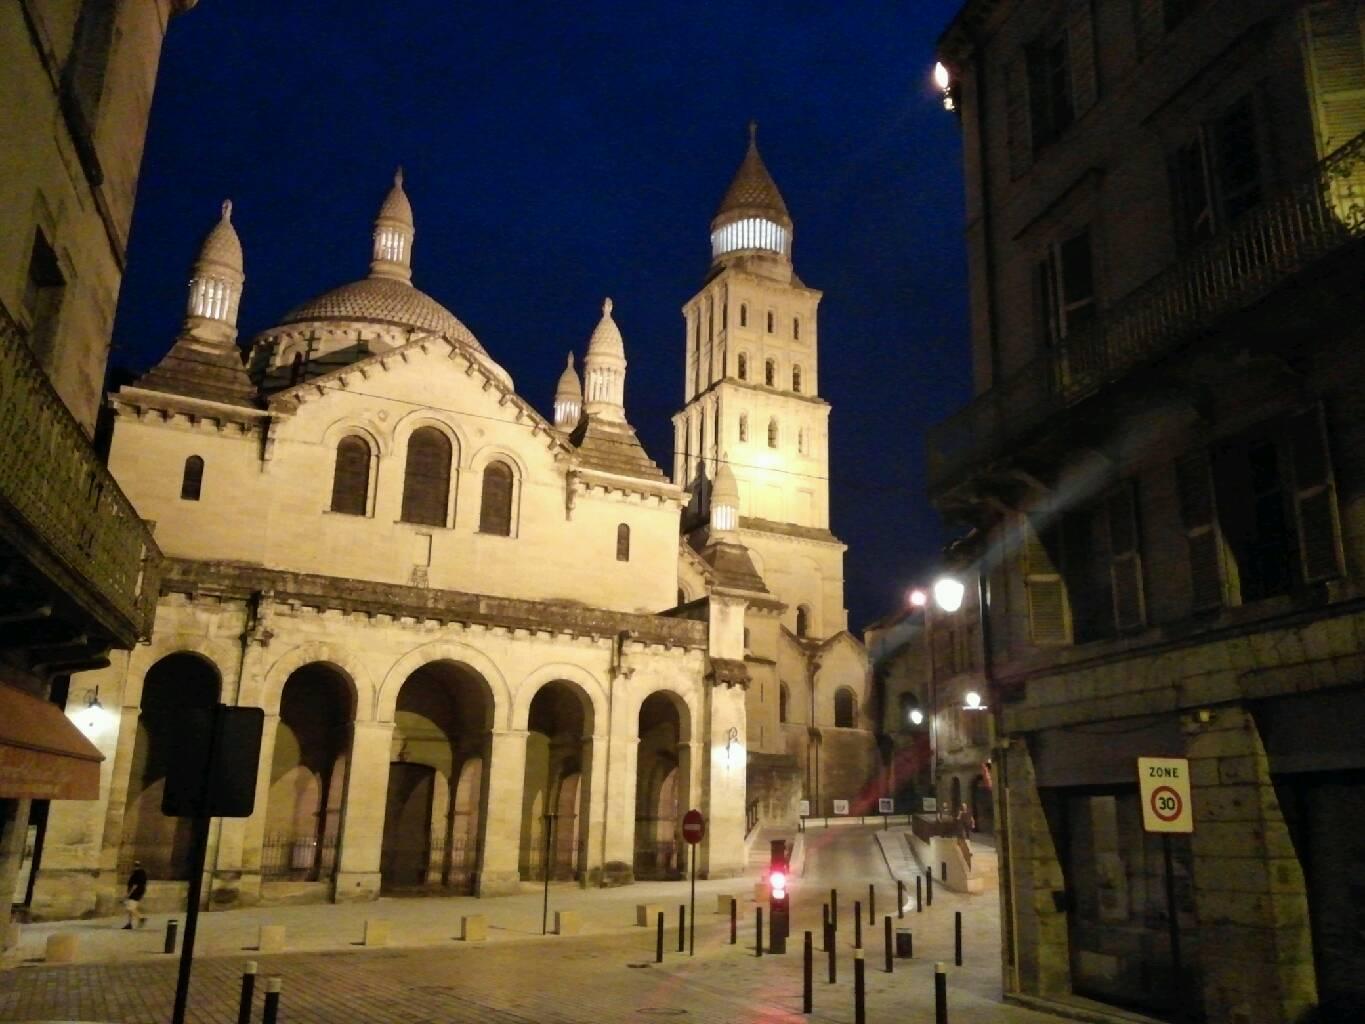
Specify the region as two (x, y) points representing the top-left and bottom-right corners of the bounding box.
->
(113, 2), (969, 631)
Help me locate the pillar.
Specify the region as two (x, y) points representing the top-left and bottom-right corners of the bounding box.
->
(333, 721), (393, 903)
(700, 683), (746, 878)
(477, 729), (527, 895)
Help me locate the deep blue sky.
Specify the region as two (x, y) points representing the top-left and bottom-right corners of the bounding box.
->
(113, 1), (970, 631)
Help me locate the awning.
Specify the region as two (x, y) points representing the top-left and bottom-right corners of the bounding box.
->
(0, 683), (104, 800)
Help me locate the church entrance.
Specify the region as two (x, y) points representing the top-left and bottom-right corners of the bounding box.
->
(634, 691), (689, 881)
(520, 681), (592, 882)
(380, 660), (491, 894)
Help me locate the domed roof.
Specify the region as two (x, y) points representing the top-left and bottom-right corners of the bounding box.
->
(197, 200), (243, 276)
(377, 167), (413, 227)
(713, 459), (740, 508)
(279, 276), (485, 352)
(712, 123), (791, 230)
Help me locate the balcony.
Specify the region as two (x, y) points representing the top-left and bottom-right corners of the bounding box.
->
(928, 127), (1365, 497)
(0, 306), (161, 669)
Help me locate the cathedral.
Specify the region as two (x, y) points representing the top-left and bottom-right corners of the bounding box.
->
(31, 131), (875, 918)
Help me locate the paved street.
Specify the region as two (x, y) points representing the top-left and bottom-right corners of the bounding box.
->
(1, 827), (1068, 1024)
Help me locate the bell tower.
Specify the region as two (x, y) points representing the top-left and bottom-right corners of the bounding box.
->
(673, 125), (848, 638)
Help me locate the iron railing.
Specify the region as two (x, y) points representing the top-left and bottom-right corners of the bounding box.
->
(928, 128), (1365, 494)
(0, 307), (161, 642)
(745, 799), (761, 837)
(260, 834), (339, 880)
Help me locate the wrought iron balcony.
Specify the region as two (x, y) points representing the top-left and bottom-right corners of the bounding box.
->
(928, 128), (1365, 496)
(0, 307), (161, 652)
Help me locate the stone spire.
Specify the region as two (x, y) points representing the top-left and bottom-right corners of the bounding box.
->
(370, 167), (414, 283)
(711, 457), (740, 534)
(553, 352), (582, 429)
(709, 122), (793, 264)
(184, 199), (244, 343)
(582, 297), (626, 422)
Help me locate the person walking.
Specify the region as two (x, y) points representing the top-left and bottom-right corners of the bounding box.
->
(122, 860), (148, 929)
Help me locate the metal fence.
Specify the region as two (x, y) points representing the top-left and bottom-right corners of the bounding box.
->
(260, 834), (338, 881)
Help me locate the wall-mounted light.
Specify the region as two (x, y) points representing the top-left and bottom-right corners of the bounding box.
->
(933, 62), (957, 112)
(80, 687), (104, 732)
(909, 708), (925, 726)
(908, 588), (927, 608)
(963, 691), (987, 710)
(933, 576), (966, 613)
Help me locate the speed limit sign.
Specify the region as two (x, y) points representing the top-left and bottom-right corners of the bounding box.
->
(1137, 757), (1193, 833)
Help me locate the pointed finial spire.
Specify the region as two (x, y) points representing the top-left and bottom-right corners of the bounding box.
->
(583, 296), (627, 422)
(711, 453), (740, 533)
(371, 167), (414, 283)
(221, 199), (233, 222)
(185, 198), (245, 340)
(553, 351), (583, 429)
(748, 119), (757, 145)
(394, 165), (404, 187)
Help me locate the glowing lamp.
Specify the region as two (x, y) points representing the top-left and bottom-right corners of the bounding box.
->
(932, 576), (966, 613)
(933, 62), (950, 90)
(965, 691), (982, 709)
(909, 708), (925, 726)
(770, 871), (787, 896)
(908, 588), (927, 608)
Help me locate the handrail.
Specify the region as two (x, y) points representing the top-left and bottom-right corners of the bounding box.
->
(0, 306), (161, 642)
(928, 127), (1365, 493)
(745, 800), (760, 838)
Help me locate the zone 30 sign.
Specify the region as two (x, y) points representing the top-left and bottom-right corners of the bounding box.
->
(1137, 757), (1194, 833)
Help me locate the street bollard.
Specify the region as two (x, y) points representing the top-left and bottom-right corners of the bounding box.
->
(163, 919), (178, 955)
(941, 861), (947, 882)
(853, 901), (862, 948)
(830, 888), (838, 931)
(756, 907), (764, 957)
(927, 869), (934, 906)
(826, 922), (836, 983)
(656, 911), (664, 963)
(262, 976), (282, 1024)
(869, 884), (875, 924)
(678, 904), (686, 954)
(898, 879), (905, 918)
(895, 928), (913, 959)
(935, 962), (948, 1024)
(854, 947), (866, 1024)
(821, 904), (830, 950)
(729, 897), (737, 945)
(236, 961), (257, 1024)
(917, 874), (923, 912)
(802, 931), (813, 1014)
(883, 915), (893, 973)
(955, 911), (963, 966)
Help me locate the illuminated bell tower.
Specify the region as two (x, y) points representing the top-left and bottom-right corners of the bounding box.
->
(673, 124), (848, 638)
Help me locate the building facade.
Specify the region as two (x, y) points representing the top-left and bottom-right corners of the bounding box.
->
(1, 0), (187, 937)
(30, 135), (876, 919)
(932, 1), (1365, 1021)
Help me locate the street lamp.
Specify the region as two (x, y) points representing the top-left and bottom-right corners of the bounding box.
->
(932, 576), (965, 613)
(908, 708), (924, 726)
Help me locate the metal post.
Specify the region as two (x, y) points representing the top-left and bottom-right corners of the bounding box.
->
(826, 922), (836, 983)
(854, 901), (862, 948)
(756, 907), (764, 957)
(898, 879), (905, 918)
(1163, 834), (1184, 1012)
(171, 703), (224, 1024)
(884, 915), (893, 973)
(854, 947), (866, 1024)
(163, 919), (179, 955)
(678, 903), (686, 954)
(656, 911), (665, 963)
(830, 888), (838, 930)
(729, 896), (737, 945)
(236, 961), (257, 1024)
(821, 903), (829, 950)
(802, 931), (813, 1013)
(917, 874), (923, 912)
(934, 962), (948, 1024)
(955, 911), (963, 966)
(689, 845), (697, 956)
(869, 884), (875, 924)
(262, 976), (282, 1024)
(541, 812), (555, 936)
(941, 861), (947, 882)
(926, 868), (933, 906)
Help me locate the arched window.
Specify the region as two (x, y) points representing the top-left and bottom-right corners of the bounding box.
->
(740, 303), (748, 328)
(766, 310), (775, 333)
(330, 435), (370, 515)
(400, 427), (452, 526)
(793, 316), (801, 341)
(180, 456), (204, 501)
(479, 460), (514, 536)
(834, 687), (856, 728)
(289, 352), (304, 385)
(792, 365), (802, 393)
(779, 684), (790, 723)
(738, 413), (749, 442)
(796, 605), (811, 638)
(765, 359), (776, 387)
(616, 523), (631, 561)
(677, 587), (687, 606)
(767, 418), (779, 449)
(737, 352), (748, 380)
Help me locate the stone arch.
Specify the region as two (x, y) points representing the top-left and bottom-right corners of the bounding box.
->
(320, 417), (388, 458)
(518, 676), (597, 881)
(390, 408), (467, 464)
(467, 442), (531, 481)
(510, 663), (607, 734)
(376, 641), (511, 727)
(124, 636), (235, 709)
(634, 688), (692, 880)
(629, 684), (695, 744)
(261, 641), (370, 720)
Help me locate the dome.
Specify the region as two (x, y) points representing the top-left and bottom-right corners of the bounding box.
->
(586, 297), (624, 360)
(197, 200), (243, 275)
(279, 276), (485, 353)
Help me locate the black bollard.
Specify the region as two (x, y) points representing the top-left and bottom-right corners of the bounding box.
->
(236, 961), (257, 1024)
(884, 915), (893, 973)
(802, 931), (813, 1014)
(830, 888), (838, 931)
(729, 897), (737, 945)
(895, 928), (913, 959)
(869, 884), (876, 924)
(898, 879), (905, 919)
(927, 869), (934, 906)
(917, 873), (923, 912)
(854, 948), (866, 1024)
(935, 962), (948, 1024)
(656, 911), (665, 963)
(854, 901), (862, 948)
(821, 903), (830, 950)
(163, 919), (179, 955)
(756, 907), (764, 957)
(262, 976), (282, 1024)
(678, 904), (686, 954)
(826, 922), (836, 983)
(941, 861), (947, 882)
(955, 911), (963, 966)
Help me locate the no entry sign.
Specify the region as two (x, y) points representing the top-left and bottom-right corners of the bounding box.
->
(682, 808), (705, 844)
(1137, 757), (1193, 833)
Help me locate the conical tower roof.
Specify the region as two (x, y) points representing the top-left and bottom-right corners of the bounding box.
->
(712, 122), (791, 231)
(712, 459), (740, 509)
(196, 200), (243, 278)
(586, 297), (625, 360)
(377, 167), (413, 228)
(555, 352), (582, 400)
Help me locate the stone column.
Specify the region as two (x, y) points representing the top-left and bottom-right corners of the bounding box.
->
(601, 695), (636, 885)
(580, 734), (607, 886)
(477, 729), (527, 895)
(700, 683), (746, 878)
(224, 712), (279, 907)
(333, 721), (393, 903)
(93, 703), (146, 916)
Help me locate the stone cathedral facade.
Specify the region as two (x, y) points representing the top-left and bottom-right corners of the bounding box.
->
(32, 133), (875, 918)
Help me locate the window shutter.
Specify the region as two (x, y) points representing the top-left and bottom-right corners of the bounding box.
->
(1134, 0), (1165, 59)
(1288, 404), (1344, 583)
(1068, 0), (1099, 115)
(479, 461), (514, 536)
(1175, 451), (1225, 611)
(1024, 519), (1071, 644)
(330, 436), (371, 515)
(1106, 483), (1146, 630)
(400, 427), (452, 526)
(1304, 4), (1365, 154)
(1007, 56), (1033, 179)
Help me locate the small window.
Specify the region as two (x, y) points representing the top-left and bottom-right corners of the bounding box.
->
(1036, 227), (1095, 347)
(1027, 34), (1074, 151)
(779, 684), (790, 723)
(722, 300), (728, 330)
(479, 460), (514, 536)
(23, 230), (65, 365)
(793, 317), (801, 341)
(737, 352), (748, 380)
(401, 427), (452, 526)
(289, 352), (305, 385)
(740, 303), (748, 328)
(765, 359), (776, 387)
(738, 413), (749, 442)
(743, 627), (751, 650)
(330, 435), (371, 515)
(797, 428), (808, 455)
(795, 605), (810, 638)
(180, 456), (204, 501)
(768, 418), (779, 449)
(616, 523), (631, 561)
(792, 365), (802, 393)
(834, 687), (856, 728)
(677, 587), (687, 606)
(706, 298), (714, 341)
(766, 310), (775, 333)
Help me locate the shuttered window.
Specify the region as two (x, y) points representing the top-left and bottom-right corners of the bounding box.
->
(765, 359), (776, 386)
(1106, 483), (1146, 631)
(61, 0), (118, 181)
(792, 365), (802, 393)
(767, 418), (779, 449)
(1175, 451), (1226, 612)
(1288, 405), (1344, 583)
(180, 456), (204, 501)
(834, 688), (856, 728)
(1036, 228), (1096, 348)
(1024, 517), (1071, 645)
(738, 353), (748, 380)
(1303, 2), (1365, 217)
(616, 523), (631, 562)
(400, 427), (452, 526)
(739, 414), (749, 442)
(479, 461), (514, 536)
(330, 436), (371, 516)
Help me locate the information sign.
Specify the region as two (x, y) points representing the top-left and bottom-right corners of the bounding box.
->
(1137, 757), (1194, 833)
(832, 799), (849, 816)
(878, 797), (894, 814)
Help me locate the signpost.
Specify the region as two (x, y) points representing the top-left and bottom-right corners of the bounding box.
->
(681, 809), (704, 955)
(1137, 757), (1193, 1019)
(832, 799), (849, 816)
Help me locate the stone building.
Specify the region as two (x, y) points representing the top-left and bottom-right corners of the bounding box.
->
(29, 132), (876, 919)
(1, 1), (188, 936)
(931, 1), (1365, 1021)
